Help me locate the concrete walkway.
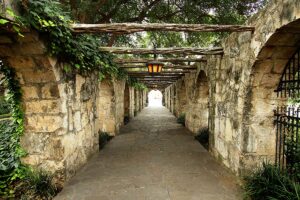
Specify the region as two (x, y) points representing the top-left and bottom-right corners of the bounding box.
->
(55, 106), (242, 200)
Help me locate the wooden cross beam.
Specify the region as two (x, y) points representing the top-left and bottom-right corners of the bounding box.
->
(127, 70), (196, 74)
(115, 57), (207, 64)
(100, 47), (223, 55)
(72, 23), (255, 34)
(133, 77), (180, 80)
(134, 78), (179, 81)
(121, 64), (197, 69)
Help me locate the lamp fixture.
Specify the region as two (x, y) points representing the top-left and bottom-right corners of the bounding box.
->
(146, 45), (164, 74)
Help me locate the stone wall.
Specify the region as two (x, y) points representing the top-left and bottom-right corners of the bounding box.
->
(0, 31), (100, 183)
(129, 87), (135, 118)
(0, 29), (141, 185)
(166, 0), (300, 175)
(97, 78), (126, 136)
(174, 78), (187, 117)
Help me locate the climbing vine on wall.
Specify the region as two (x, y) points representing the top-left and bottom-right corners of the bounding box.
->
(128, 77), (148, 91)
(0, 63), (26, 196)
(15, 0), (145, 90)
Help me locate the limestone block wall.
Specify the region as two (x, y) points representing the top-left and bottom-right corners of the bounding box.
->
(134, 89), (144, 114)
(97, 79), (125, 135)
(167, 0), (300, 175)
(129, 87), (135, 118)
(124, 84), (130, 118)
(113, 79), (126, 133)
(174, 79), (187, 117)
(0, 31), (100, 183)
(168, 66), (209, 135)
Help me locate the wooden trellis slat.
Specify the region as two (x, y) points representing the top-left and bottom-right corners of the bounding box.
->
(121, 64), (197, 69)
(100, 47), (223, 55)
(72, 23), (255, 34)
(115, 57), (206, 64)
(128, 71), (191, 75)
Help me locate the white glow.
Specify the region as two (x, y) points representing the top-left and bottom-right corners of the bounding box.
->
(148, 90), (163, 107)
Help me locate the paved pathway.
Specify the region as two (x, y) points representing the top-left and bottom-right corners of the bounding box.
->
(55, 106), (242, 200)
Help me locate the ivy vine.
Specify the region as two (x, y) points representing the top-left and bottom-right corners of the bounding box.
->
(0, 63), (26, 197)
(15, 0), (146, 90)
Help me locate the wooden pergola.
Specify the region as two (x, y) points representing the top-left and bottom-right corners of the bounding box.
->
(72, 23), (255, 34)
(71, 23), (254, 89)
(100, 47), (217, 89)
(99, 47), (223, 55)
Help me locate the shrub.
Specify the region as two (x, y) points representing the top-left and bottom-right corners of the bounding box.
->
(286, 136), (300, 182)
(15, 169), (59, 200)
(0, 96), (10, 115)
(244, 163), (300, 200)
(177, 113), (185, 126)
(99, 131), (113, 150)
(195, 127), (209, 150)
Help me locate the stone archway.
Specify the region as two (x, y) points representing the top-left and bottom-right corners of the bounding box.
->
(245, 19), (300, 170)
(185, 70), (209, 134)
(0, 30), (102, 182)
(175, 78), (187, 117)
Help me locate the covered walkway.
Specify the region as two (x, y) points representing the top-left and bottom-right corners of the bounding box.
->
(55, 106), (241, 200)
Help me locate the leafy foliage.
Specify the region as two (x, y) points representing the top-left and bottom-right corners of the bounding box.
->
(18, 0), (118, 79)
(244, 163), (300, 200)
(285, 130), (300, 182)
(16, 0), (147, 88)
(59, 0), (267, 47)
(0, 64), (25, 197)
(15, 169), (59, 199)
(127, 77), (148, 91)
(195, 127), (209, 150)
(0, 96), (10, 115)
(177, 113), (185, 126)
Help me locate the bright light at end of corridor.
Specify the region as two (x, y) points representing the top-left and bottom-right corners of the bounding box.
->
(148, 90), (163, 107)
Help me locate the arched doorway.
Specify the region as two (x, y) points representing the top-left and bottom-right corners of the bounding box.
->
(186, 70), (209, 135)
(148, 90), (163, 107)
(247, 19), (300, 174)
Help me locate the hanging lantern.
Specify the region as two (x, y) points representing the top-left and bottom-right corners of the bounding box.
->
(147, 61), (164, 74)
(147, 44), (164, 74)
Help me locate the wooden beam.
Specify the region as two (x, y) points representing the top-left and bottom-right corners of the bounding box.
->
(133, 77), (179, 80)
(115, 57), (206, 64)
(121, 64), (197, 69)
(100, 47), (223, 55)
(128, 71), (191, 74)
(72, 23), (255, 34)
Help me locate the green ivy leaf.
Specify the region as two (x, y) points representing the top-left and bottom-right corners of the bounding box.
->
(0, 19), (9, 25)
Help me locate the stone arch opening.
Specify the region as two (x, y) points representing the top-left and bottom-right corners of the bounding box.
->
(0, 31), (69, 180)
(247, 19), (300, 169)
(0, 31), (102, 182)
(186, 70), (209, 135)
(148, 89), (163, 107)
(175, 78), (187, 117)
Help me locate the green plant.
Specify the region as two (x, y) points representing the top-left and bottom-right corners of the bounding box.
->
(0, 64), (25, 197)
(195, 127), (209, 150)
(0, 96), (10, 115)
(127, 77), (148, 91)
(285, 136), (300, 182)
(99, 131), (113, 150)
(177, 113), (185, 126)
(16, 0), (147, 90)
(15, 169), (59, 199)
(244, 163), (300, 200)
